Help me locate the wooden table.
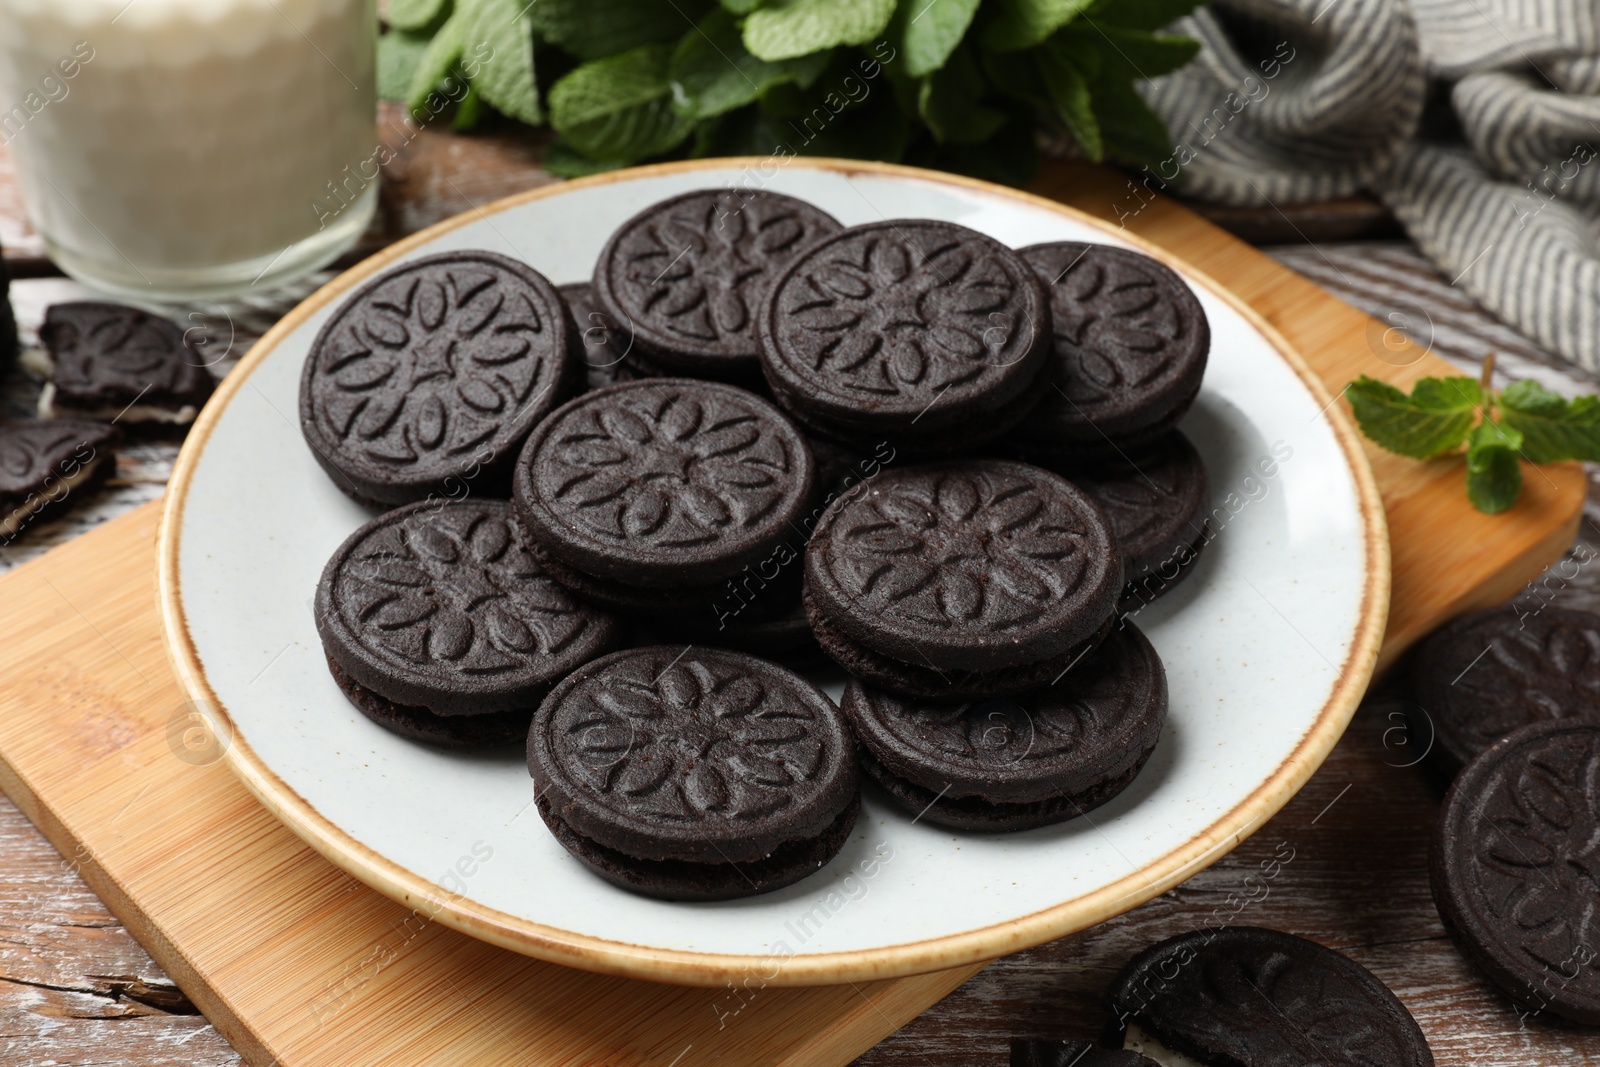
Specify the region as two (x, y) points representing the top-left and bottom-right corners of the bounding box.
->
(4, 109), (1600, 1065)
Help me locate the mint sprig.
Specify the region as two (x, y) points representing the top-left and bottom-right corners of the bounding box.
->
(1347, 357), (1600, 514)
(377, 0), (1203, 180)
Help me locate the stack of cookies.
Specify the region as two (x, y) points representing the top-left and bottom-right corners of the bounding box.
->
(303, 189), (1214, 900)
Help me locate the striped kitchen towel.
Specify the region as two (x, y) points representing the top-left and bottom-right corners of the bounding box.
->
(1141, 0), (1600, 369)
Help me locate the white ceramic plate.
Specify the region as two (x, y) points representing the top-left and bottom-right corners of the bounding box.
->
(159, 160), (1387, 987)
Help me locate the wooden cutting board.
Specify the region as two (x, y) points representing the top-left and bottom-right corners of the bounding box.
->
(0, 162), (1583, 1066)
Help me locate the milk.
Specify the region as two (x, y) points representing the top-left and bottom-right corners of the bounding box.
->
(0, 0), (376, 298)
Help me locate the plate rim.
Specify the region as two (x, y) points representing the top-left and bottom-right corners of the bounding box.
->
(157, 157), (1390, 987)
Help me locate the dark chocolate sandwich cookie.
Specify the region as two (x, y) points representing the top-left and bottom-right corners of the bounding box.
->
(1054, 432), (1209, 612)
(1012, 1040), (1156, 1067)
(528, 646), (859, 900)
(301, 251), (573, 507)
(1105, 927), (1434, 1066)
(315, 499), (617, 747)
(844, 621), (1165, 831)
(1410, 605), (1600, 777)
(593, 189), (841, 381)
(558, 282), (642, 391)
(758, 220), (1051, 453)
(0, 420), (120, 543)
(513, 378), (814, 612)
(1432, 719), (1600, 1024)
(1010, 243), (1208, 459)
(805, 460), (1122, 698)
(31, 302), (214, 426)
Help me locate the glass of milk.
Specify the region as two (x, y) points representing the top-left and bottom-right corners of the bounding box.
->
(0, 0), (376, 300)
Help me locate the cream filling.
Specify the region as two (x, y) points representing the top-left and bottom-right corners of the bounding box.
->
(19, 346), (52, 379)
(1, 455), (108, 539)
(1122, 1023), (1210, 1067)
(36, 382), (199, 424)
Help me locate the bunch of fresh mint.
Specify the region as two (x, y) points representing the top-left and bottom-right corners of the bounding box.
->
(378, 0), (1203, 182)
(1347, 371), (1600, 514)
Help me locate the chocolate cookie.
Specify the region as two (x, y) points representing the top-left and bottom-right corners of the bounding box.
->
(558, 282), (642, 391)
(1010, 243), (1208, 459)
(1432, 719), (1600, 1024)
(592, 189), (841, 381)
(513, 378), (815, 602)
(1105, 927), (1434, 1066)
(528, 646), (859, 899)
(314, 499), (618, 746)
(1012, 1041), (1156, 1067)
(1053, 432), (1209, 612)
(32, 302), (214, 426)
(300, 251), (573, 507)
(843, 622), (1165, 831)
(1410, 605), (1600, 777)
(0, 420), (120, 543)
(805, 460), (1122, 698)
(758, 220), (1052, 453)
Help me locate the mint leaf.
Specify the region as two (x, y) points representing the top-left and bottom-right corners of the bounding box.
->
(407, 12), (465, 114)
(1497, 380), (1600, 463)
(1087, 0), (1203, 31)
(744, 0), (898, 61)
(1345, 375), (1482, 459)
(454, 83), (487, 130)
(531, 0), (709, 61)
(378, 30), (432, 102)
(542, 139), (626, 176)
(1466, 420), (1524, 514)
(388, 0), (450, 32)
(670, 9), (830, 119)
(459, 0), (541, 123)
(900, 0), (981, 76)
(1036, 41), (1101, 159)
(1071, 22), (1200, 79)
(983, 0), (1096, 52)
(721, 0), (767, 11)
(982, 46), (1051, 110)
(1086, 73), (1171, 165)
(549, 44), (696, 162)
(918, 45), (1006, 143)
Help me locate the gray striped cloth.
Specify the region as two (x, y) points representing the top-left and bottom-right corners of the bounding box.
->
(1142, 0), (1600, 369)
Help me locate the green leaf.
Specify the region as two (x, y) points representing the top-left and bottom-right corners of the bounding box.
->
(378, 30), (432, 102)
(763, 65), (910, 161)
(1088, 73), (1172, 165)
(542, 139), (628, 176)
(721, 0), (767, 11)
(1497, 380), (1600, 463)
(407, 11), (465, 114)
(388, 0), (450, 32)
(744, 0), (898, 61)
(458, 0), (541, 123)
(1070, 22), (1200, 80)
(453, 83), (487, 130)
(899, 0), (981, 76)
(530, 0), (710, 61)
(1345, 375), (1482, 459)
(670, 8), (831, 119)
(1036, 42), (1100, 159)
(1466, 420), (1524, 514)
(549, 44), (696, 161)
(981, 45), (1051, 109)
(1087, 0), (1203, 31)
(983, 0), (1096, 52)
(918, 45), (1006, 144)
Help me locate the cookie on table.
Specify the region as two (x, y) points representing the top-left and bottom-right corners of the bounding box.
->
(804, 460), (1122, 699)
(1409, 605), (1600, 777)
(592, 189), (841, 382)
(1104, 927), (1434, 1065)
(1011, 1041), (1156, 1067)
(1009, 242), (1208, 460)
(758, 219), (1052, 454)
(512, 377), (815, 629)
(300, 251), (574, 508)
(30, 302), (214, 426)
(0, 420), (120, 543)
(528, 646), (859, 900)
(1432, 719), (1600, 1024)
(843, 621), (1166, 832)
(1053, 431), (1209, 612)
(557, 282), (643, 392)
(314, 499), (618, 747)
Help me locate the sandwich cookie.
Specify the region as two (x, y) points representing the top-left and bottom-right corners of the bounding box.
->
(31, 302), (214, 426)
(300, 250), (573, 507)
(528, 646), (859, 900)
(0, 420), (120, 542)
(315, 499), (618, 747)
